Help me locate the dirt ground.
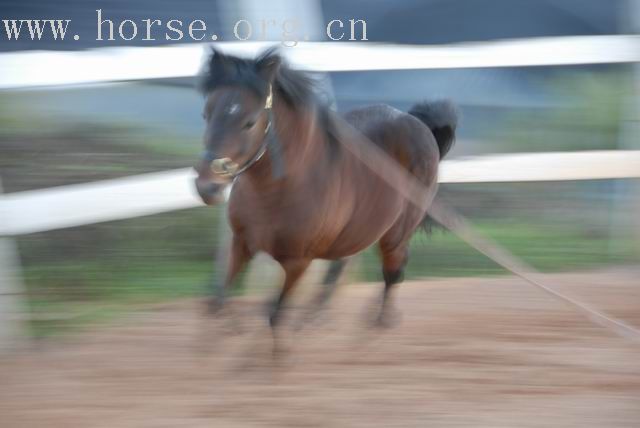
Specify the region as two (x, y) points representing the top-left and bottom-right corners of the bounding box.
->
(1, 269), (639, 427)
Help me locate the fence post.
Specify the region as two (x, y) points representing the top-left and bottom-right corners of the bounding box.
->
(0, 179), (27, 353)
(634, 1), (640, 255)
(625, 0), (640, 255)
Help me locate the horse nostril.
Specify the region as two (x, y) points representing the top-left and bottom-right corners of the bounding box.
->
(210, 158), (238, 177)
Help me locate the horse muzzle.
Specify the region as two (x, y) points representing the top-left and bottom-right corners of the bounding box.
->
(194, 177), (227, 205)
(210, 157), (239, 180)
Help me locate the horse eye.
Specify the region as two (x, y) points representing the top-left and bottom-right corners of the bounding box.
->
(243, 120), (256, 130)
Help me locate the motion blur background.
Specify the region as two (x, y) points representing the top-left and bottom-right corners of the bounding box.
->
(1, 0), (638, 336)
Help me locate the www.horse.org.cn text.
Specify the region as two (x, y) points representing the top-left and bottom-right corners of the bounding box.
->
(1, 9), (368, 46)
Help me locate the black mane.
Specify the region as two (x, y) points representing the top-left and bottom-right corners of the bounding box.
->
(198, 47), (321, 108)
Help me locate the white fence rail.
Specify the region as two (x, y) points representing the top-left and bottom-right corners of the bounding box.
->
(1, 150), (639, 236)
(1, 35), (640, 89)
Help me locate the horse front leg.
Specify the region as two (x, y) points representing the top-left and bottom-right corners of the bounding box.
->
(269, 258), (311, 355)
(197, 233), (251, 354)
(207, 233), (252, 320)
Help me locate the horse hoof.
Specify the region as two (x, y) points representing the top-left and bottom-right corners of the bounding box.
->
(293, 308), (327, 332)
(206, 298), (223, 316)
(271, 335), (294, 364)
(221, 320), (245, 336)
(373, 309), (402, 329)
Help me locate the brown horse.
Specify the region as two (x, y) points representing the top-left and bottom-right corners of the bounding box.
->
(194, 48), (457, 332)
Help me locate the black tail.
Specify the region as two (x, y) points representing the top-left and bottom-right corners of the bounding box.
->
(408, 100), (459, 159)
(409, 100), (459, 234)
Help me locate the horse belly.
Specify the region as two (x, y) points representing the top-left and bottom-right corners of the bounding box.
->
(318, 190), (405, 258)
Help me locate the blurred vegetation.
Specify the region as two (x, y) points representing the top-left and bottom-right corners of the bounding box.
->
(0, 93), (200, 193)
(0, 89), (210, 336)
(363, 220), (638, 281)
(21, 208), (222, 337)
(492, 70), (630, 152)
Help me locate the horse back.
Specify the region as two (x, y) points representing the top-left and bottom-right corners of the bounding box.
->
(343, 104), (440, 186)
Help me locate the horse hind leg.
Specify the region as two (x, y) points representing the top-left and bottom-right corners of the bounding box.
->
(376, 240), (409, 328)
(294, 258), (348, 331)
(311, 258), (348, 314)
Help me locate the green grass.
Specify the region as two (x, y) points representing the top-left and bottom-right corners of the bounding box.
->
(23, 259), (212, 337)
(17, 205), (225, 338)
(361, 222), (638, 281)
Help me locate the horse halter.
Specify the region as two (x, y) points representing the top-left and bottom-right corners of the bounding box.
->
(205, 85), (282, 180)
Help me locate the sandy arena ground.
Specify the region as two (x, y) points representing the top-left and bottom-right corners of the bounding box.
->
(1, 269), (639, 427)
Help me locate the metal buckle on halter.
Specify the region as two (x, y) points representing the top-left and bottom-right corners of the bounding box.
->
(264, 84), (273, 110)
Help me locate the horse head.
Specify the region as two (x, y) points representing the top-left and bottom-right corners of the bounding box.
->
(194, 48), (281, 203)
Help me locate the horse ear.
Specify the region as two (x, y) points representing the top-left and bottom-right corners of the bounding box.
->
(256, 49), (281, 83)
(199, 47), (233, 94)
(208, 47), (231, 72)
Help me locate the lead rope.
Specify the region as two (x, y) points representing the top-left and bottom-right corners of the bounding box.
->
(329, 112), (640, 343)
(428, 200), (640, 342)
